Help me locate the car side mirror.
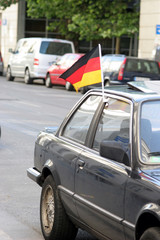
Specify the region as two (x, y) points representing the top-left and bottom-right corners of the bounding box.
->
(100, 140), (129, 166)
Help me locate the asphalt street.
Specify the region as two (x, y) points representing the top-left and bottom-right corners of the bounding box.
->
(0, 76), (97, 240)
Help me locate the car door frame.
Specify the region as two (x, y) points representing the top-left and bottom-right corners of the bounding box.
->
(56, 92), (104, 220)
(74, 93), (133, 240)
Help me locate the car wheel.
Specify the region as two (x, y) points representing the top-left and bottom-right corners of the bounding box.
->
(24, 69), (33, 84)
(140, 227), (160, 240)
(40, 175), (77, 240)
(45, 74), (52, 88)
(65, 81), (73, 91)
(42, 79), (45, 85)
(80, 86), (88, 94)
(105, 80), (110, 87)
(6, 67), (14, 81)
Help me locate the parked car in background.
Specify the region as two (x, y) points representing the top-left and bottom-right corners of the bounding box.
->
(80, 56), (160, 94)
(45, 53), (84, 90)
(80, 54), (125, 93)
(102, 54), (125, 85)
(6, 38), (75, 84)
(0, 52), (4, 76)
(110, 57), (160, 84)
(28, 81), (160, 240)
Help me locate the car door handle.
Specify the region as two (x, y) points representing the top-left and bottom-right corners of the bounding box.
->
(77, 159), (85, 172)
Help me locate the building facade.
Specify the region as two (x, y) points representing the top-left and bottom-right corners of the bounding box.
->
(139, 0), (160, 59)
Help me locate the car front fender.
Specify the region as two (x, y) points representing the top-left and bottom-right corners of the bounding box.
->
(41, 159), (61, 187)
(135, 203), (160, 240)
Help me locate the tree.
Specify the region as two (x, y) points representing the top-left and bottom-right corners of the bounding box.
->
(26, 0), (139, 53)
(1, 0), (140, 53)
(0, 0), (18, 9)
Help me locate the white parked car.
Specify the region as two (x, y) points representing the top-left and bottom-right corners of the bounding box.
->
(6, 38), (75, 84)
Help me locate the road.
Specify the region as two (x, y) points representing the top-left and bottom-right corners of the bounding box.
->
(0, 76), (97, 240)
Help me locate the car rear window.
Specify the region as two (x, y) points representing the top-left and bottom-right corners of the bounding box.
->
(102, 56), (125, 72)
(109, 60), (124, 71)
(125, 59), (160, 74)
(40, 41), (72, 55)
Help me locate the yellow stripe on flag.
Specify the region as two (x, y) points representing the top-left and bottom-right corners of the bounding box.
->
(73, 70), (102, 92)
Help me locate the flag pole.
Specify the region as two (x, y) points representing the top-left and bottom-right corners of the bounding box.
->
(98, 44), (105, 102)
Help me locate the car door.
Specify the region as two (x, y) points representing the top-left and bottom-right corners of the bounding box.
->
(50, 56), (67, 84)
(56, 94), (102, 217)
(54, 55), (76, 85)
(75, 96), (132, 240)
(11, 39), (29, 77)
(10, 39), (23, 75)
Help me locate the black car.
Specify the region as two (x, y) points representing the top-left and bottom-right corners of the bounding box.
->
(110, 57), (160, 85)
(28, 82), (160, 240)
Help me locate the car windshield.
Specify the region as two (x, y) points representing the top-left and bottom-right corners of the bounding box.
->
(40, 41), (72, 55)
(57, 54), (82, 68)
(125, 59), (160, 74)
(140, 100), (160, 164)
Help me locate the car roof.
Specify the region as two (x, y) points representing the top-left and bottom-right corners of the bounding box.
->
(90, 81), (160, 102)
(102, 54), (125, 60)
(20, 37), (73, 43)
(63, 53), (84, 57)
(125, 56), (159, 62)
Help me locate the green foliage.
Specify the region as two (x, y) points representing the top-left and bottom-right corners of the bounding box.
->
(0, 0), (18, 9)
(1, 0), (140, 42)
(26, 0), (139, 41)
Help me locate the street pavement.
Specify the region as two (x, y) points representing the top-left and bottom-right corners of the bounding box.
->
(0, 76), (97, 240)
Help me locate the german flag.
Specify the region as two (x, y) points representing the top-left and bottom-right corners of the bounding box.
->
(59, 45), (102, 92)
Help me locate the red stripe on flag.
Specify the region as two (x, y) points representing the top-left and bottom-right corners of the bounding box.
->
(60, 56), (100, 85)
(64, 65), (86, 84)
(59, 45), (102, 92)
(83, 57), (100, 74)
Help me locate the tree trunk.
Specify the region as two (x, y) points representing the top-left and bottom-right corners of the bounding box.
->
(115, 37), (120, 54)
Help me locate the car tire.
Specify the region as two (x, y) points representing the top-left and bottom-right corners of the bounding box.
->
(65, 81), (73, 91)
(45, 74), (52, 88)
(40, 175), (77, 240)
(80, 86), (88, 94)
(6, 66), (14, 81)
(105, 80), (110, 87)
(24, 69), (33, 84)
(140, 227), (160, 240)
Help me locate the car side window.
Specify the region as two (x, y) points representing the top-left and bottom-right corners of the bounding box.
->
(28, 41), (37, 53)
(62, 95), (101, 144)
(14, 40), (23, 54)
(93, 98), (130, 154)
(19, 40), (29, 54)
